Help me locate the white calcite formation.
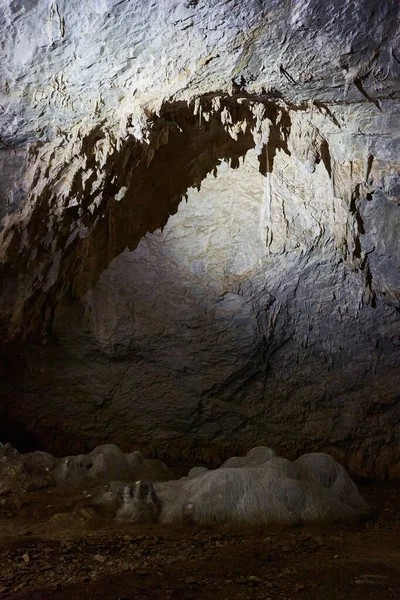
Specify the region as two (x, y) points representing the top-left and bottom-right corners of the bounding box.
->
(95, 447), (371, 526)
(0, 1), (399, 478)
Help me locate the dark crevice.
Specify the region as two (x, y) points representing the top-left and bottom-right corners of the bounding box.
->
(353, 79), (381, 110)
(319, 138), (332, 178)
(366, 153), (374, 182)
(0, 413), (40, 452)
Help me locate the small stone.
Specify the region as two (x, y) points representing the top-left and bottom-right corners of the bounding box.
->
(13, 582), (27, 591)
(93, 554), (106, 563)
(248, 575), (262, 583)
(22, 553), (30, 563)
(185, 576), (197, 585)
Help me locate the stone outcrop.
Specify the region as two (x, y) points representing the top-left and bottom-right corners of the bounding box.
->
(0, 1), (399, 477)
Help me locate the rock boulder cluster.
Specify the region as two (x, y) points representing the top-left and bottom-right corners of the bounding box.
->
(0, 442), (172, 495)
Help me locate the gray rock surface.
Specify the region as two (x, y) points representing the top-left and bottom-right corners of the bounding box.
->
(0, 1), (399, 477)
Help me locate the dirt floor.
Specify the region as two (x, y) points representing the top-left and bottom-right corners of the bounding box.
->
(0, 478), (399, 600)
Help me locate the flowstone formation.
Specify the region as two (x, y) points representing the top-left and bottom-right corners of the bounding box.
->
(0, 442), (370, 527)
(95, 446), (371, 526)
(0, 442), (172, 495)
(0, 1), (399, 477)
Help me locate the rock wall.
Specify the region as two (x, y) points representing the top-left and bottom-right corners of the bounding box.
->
(0, 1), (399, 477)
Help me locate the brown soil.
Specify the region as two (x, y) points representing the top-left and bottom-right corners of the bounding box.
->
(0, 479), (399, 600)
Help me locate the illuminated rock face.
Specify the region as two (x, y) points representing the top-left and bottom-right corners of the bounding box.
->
(0, 1), (399, 477)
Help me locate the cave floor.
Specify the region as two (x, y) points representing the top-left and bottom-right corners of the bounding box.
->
(0, 480), (399, 600)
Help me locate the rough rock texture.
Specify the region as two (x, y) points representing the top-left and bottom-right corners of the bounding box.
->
(0, 442), (173, 494)
(95, 447), (370, 526)
(0, 1), (399, 477)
